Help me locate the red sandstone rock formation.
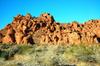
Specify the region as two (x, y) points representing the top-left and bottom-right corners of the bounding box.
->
(0, 13), (100, 44)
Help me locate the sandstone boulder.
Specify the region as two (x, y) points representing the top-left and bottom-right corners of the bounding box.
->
(25, 13), (31, 20)
(2, 35), (14, 43)
(93, 27), (100, 37)
(40, 13), (55, 24)
(1, 13), (100, 45)
(22, 35), (34, 44)
(94, 37), (100, 43)
(68, 32), (81, 44)
(15, 32), (24, 44)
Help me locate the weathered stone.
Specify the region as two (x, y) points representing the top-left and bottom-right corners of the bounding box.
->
(25, 13), (31, 20)
(40, 13), (55, 24)
(93, 27), (100, 37)
(2, 35), (14, 43)
(20, 19), (28, 26)
(22, 35), (34, 44)
(68, 32), (81, 44)
(7, 28), (15, 35)
(0, 33), (3, 43)
(1, 13), (100, 45)
(15, 32), (24, 44)
(94, 37), (100, 43)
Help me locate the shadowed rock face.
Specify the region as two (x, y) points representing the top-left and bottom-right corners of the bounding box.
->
(0, 13), (100, 44)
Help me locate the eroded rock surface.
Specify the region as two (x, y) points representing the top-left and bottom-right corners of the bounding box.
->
(0, 13), (100, 44)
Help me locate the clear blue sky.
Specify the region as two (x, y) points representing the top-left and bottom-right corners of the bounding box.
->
(0, 0), (100, 29)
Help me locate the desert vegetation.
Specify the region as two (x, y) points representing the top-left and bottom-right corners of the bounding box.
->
(0, 43), (100, 66)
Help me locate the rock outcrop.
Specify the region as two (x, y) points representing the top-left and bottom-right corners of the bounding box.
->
(0, 13), (100, 45)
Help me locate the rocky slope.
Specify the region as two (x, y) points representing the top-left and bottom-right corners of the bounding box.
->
(0, 13), (100, 45)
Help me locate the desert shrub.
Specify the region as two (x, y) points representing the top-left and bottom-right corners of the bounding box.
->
(74, 45), (100, 63)
(63, 44), (100, 64)
(0, 44), (100, 66)
(17, 45), (33, 55)
(92, 45), (100, 64)
(0, 44), (19, 60)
